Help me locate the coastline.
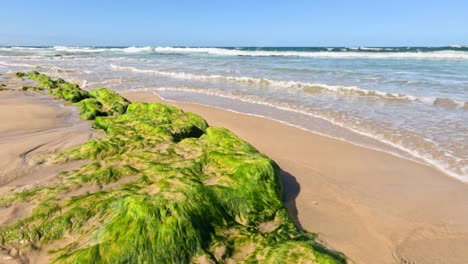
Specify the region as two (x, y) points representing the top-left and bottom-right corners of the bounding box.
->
(123, 91), (468, 264)
(1, 71), (467, 263)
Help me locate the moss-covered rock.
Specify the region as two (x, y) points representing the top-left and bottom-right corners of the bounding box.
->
(14, 72), (26, 78)
(50, 82), (89, 102)
(17, 71), (129, 119)
(89, 87), (130, 116)
(0, 73), (346, 264)
(74, 98), (106, 120)
(21, 85), (45, 92)
(74, 88), (131, 120)
(24, 71), (89, 102)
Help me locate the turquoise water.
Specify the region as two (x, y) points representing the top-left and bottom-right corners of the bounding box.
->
(0, 46), (467, 180)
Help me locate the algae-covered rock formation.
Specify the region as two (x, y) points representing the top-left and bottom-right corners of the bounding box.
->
(19, 71), (129, 119)
(1, 72), (346, 263)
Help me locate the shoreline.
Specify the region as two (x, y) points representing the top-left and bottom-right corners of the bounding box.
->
(153, 91), (455, 181)
(1, 72), (468, 263)
(123, 91), (468, 264)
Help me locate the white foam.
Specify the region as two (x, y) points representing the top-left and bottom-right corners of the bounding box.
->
(0, 61), (36, 68)
(2, 46), (468, 60)
(149, 47), (468, 60)
(449, 44), (468, 48)
(53, 46), (107, 53)
(110, 64), (421, 102)
(122, 46), (154, 53)
(358, 47), (384, 51)
(0, 47), (46, 51)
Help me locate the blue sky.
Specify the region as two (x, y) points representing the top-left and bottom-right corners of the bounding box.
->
(1, 0), (467, 46)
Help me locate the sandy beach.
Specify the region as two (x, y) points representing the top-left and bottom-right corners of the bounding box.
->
(122, 91), (468, 264)
(0, 73), (467, 263)
(1, 1), (467, 263)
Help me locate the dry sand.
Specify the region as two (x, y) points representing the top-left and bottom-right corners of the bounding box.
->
(123, 91), (468, 264)
(1, 72), (467, 264)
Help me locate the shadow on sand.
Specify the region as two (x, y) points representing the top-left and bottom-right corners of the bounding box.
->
(280, 169), (302, 229)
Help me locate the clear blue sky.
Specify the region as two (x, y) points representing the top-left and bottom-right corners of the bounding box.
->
(1, 0), (467, 47)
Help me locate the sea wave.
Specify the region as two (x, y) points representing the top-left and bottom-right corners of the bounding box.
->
(2, 46), (468, 60)
(0, 47), (46, 51)
(112, 65), (450, 104)
(122, 46), (154, 53)
(112, 65), (468, 108)
(149, 47), (468, 60)
(53, 46), (108, 53)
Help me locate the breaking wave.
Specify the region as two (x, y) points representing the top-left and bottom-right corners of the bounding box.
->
(111, 65), (467, 108)
(2, 46), (468, 60)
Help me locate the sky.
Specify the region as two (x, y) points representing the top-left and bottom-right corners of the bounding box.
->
(1, 0), (467, 47)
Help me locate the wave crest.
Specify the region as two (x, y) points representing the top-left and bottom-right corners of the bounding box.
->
(111, 65), (421, 102)
(150, 47), (468, 60)
(2, 46), (468, 60)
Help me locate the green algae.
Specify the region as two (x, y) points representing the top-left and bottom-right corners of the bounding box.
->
(74, 98), (106, 120)
(17, 71), (129, 119)
(21, 85), (45, 92)
(88, 88), (130, 116)
(74, 88), (130, 120)
(20, 71), (89, 102)
(0, 72), (346, 264)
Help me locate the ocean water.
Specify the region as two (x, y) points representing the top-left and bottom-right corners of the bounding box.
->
(0, 46), (467, 181)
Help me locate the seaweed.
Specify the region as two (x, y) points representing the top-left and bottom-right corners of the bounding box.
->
(0, 72), (346, 263)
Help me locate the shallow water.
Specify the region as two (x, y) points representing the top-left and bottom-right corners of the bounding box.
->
(0, 46), (467, 180)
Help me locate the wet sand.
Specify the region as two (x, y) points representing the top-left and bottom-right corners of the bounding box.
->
(123, 91), (468, 264)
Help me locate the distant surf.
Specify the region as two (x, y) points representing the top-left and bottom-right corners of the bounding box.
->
(1, 46), (468, 60)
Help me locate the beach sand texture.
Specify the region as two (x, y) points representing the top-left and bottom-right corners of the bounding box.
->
(0, 72), (467, 263)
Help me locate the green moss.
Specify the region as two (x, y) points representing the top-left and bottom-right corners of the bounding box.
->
(1, 74), (346, 264)
(26, 71), (58, 89)
(16, 71), (129, 119)
(50, 82), (89, 103)
(88, 88), (130, 116)
(15, 72), (26, 78)
(74, 88), (130, 120)
(21, 85), (45, 92)
(19, 71), (88, 102)
(74, 98), (105, 120)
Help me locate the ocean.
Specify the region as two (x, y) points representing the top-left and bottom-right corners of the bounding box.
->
(0, 46), (467, 181)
